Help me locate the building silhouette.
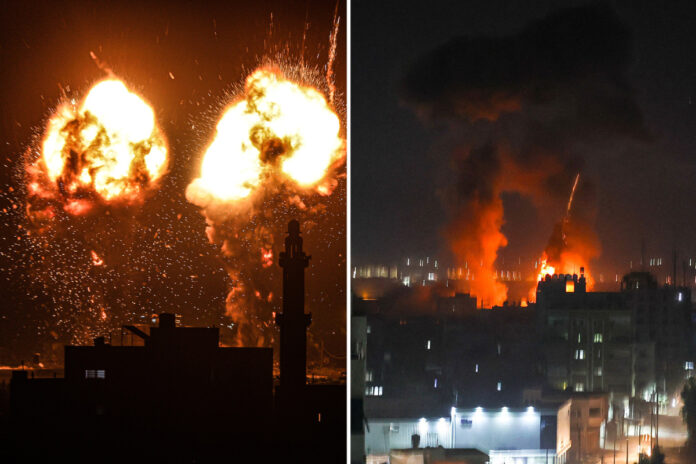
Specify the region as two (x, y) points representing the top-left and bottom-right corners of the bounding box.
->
(7, 220), (345, 462)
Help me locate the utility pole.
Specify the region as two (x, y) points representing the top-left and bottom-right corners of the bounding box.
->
(626, 438), (629, 464)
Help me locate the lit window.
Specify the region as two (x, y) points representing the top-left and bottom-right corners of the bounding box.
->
(85, 369), (106, 379)
(403, 276), (411, 287)
(566, 280), (575, 293)
(428, 272), (436, 281)
(497, 343), (502, 355)
(578, 333), (582, 343)
(434, 378), (438, 388)
(475, 364), (479, 373)
(426, 340), (431, 350)
(594, 333), (603, 343)
(678, 292), (684, 302)
(595, 366), (603, 376)
(497, 381), (502, 391)
(366, 325), (371, 334)
(575, 349), (585, 360)
(575, 383), (584, 392)
(365, 370), (373, 382)
(686, 362), (694, 371)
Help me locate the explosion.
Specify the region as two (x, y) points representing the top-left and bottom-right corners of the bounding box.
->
(28, 79), (167, 217)
(187, 66), (345, 347)
(188, 68), (343, 203)
(529, 174), (599, 302)
(403, 5), (645, 307)
(19, 78), (225, 349)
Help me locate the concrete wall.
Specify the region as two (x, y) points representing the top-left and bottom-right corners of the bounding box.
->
(453, 408), (542, 452)
(366, 418), (452, 455)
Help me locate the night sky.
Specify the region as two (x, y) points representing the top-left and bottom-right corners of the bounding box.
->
(352, 0), (696, 276)
(0, 0), (345, 363)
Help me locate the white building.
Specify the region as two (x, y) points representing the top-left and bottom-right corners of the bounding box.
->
(366, 407), (560, 464)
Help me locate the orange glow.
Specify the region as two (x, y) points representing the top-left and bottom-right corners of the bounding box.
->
(528, 251), (595, 302)
(449, 198), (508, 307)
(537, 255), (556, 282)
(187, 68), (344, 203)
(261, 248), (273, 268)
(35, 79), (167, 209)
(90, 250), (104, 266)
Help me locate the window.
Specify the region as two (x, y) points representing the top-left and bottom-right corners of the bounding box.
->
(434, 378), (438, 388)
(575, 383), (584, 392)
(497, 381), (502, 391)
(426, 340), (431, 350)
(475, 363), (479, 373)
(575, 349), (585, 360)
(685, 361), (694, 371)
(365, 370), (373, 382)
(427, 272), (436, 281)
(497, 343), (502, 355)
(594, 333), (603, 343)
(595, 366), (603, 376)
(577, 333), (582, 343)
(403, 276), (410, 287)
(85, 369), (105, 379)
(365, 385), (383, 396)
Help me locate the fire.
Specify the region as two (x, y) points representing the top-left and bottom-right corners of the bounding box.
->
(528, 251), (594, 302)
(187, 68), (343, 202)
(261, 248), (273, 268)
(90, 250), (104, 266)
(186, 66), (346, 348)
(32, 78), (167, 211)
(536, 254), (555, 281)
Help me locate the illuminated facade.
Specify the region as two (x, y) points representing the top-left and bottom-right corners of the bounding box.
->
(365, 407), (558, 464)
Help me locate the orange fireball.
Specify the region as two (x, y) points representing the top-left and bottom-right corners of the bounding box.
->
(187, 68), (344, 203)
(34, 79), (167, 210)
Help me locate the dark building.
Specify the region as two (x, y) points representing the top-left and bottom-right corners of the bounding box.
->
(7, 220), (345, 462)
(536, 270), (693, 437)
(358, 290), (542, 419)
(10, 314), (272, 460)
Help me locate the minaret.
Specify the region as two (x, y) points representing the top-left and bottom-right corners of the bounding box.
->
(276, 219), (312, 394)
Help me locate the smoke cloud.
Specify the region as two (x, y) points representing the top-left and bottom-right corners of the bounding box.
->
(402, 5), (647, 305)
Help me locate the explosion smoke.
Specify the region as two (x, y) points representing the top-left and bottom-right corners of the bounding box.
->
(20, 78), (226, 348)
(27, 78), (167, 218)
(187, 66), (345, 347)
(403, 5), (647, 306)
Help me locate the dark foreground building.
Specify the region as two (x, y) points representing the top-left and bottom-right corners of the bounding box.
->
(6, 220), (345, 462)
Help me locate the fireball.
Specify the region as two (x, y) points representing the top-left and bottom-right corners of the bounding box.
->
(188, 68), (344, 202)
(34, 79), (167, 209)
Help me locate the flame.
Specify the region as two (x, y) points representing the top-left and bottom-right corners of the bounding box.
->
(528, 251), (594, 302)
(261, 248), (273, 268)
(449, 197), (508, 308)
(187, 68), (343, 202)
(90, 250), (104, 266)
(536, 254), (556, 281)
(33, 79), (167, 211)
